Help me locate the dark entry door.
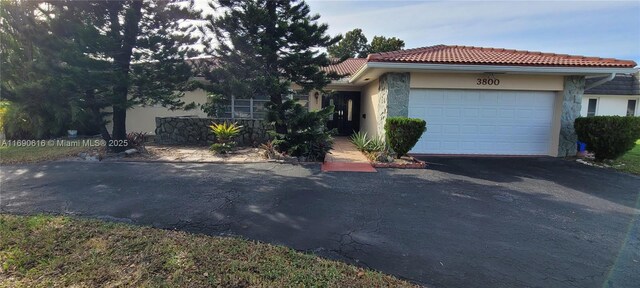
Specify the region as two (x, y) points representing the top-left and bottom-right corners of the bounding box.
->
(323, 91), (360, 136)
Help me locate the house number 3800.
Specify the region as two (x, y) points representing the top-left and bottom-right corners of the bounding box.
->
(476, 78), (500, 86)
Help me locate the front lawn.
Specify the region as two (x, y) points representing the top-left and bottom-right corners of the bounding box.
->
(0, 214), (415, 287)
(0, 141), (92, 164)
(613, 139), (640, 175)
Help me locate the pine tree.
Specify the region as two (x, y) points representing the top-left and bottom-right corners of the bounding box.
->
(1, 1), (201, 150)
(203, 0), (340, 134)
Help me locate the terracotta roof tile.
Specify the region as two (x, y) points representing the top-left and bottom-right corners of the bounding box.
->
(367, 45), (637, 68)
(323, 58), (367, 76)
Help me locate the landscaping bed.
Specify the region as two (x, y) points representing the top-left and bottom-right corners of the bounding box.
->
(370, 155), (427, 169)
(576, 139), (640, 175)
(119, 144), (267, 163)
(0, 214), (415, 287)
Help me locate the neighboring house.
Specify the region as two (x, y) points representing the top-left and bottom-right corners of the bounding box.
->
(120, 44), (637, 157)
(581, 72), (639, 117)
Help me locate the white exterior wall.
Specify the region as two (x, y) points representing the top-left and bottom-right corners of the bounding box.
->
(580, 94), (640, 117)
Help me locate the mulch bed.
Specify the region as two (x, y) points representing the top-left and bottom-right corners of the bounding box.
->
(370, 156), (427, 169)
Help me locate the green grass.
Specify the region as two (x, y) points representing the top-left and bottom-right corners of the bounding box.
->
(612, 139), (640, 175)
(0, 140), (92, 164)
(0, 214), (415, 287)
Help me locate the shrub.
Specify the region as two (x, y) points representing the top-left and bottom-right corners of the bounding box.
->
(384, 117), (427, 158)
(126, 132), (148, 151)
(267, 100), (334, 161)
(350, 131), (370, 151)
(259, 141), (279, 159)
(0, 101), (100, 140)
(210, 122), (242, 154)
(0, 102), (8, 133)
(367, 136), (387, 152)
(575, 116), (640, 161)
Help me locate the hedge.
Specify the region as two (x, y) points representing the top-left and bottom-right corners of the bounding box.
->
(574, 116), (640, 161)
(384, 117), (427, 158)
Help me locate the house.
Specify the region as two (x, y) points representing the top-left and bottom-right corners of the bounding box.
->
(581, 72), (639, 117)
(121, 45), (637, 157)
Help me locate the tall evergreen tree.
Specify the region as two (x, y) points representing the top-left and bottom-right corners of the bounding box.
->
(98, 0), (201, 149)
(203, 0), (340, 134)
(327, 28), (368, 59)
(1, 0), (201, 150)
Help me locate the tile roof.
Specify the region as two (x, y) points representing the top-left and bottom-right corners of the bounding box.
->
(585, 73), (640, 95)
(323, 58), (367, 76)
(366, 45), (637, 68)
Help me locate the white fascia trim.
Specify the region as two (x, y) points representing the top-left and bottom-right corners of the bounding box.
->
(349, 62), (639, 83)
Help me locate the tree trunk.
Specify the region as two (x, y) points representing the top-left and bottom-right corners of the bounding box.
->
(108, 0), (143, 152)
(85, 89), (111, 142)
(265, 0), (287, 135)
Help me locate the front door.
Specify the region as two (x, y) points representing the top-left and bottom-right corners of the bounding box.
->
(323, 91), (360, 136)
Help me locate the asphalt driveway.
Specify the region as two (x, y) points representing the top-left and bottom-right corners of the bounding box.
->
(1, 157), (639, 288)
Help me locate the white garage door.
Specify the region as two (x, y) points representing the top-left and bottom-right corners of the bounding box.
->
(408, 89), (555, 155)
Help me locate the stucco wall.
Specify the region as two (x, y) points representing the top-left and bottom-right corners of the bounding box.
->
(359, 79), (380, 138)
(411, 73), (564, 91)
(106, 89), (209, 134)
(580, 94), (640, 116)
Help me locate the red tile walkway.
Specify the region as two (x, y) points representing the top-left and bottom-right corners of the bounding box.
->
(322, 137), (377, 172)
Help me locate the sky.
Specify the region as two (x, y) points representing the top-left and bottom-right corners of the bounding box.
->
(193, 0), (640, 65)
(305, 0), (640, 64)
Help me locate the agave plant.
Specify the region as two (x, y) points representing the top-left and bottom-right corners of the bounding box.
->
(350, 131), (370, 152)
(366, 136), (387, 152)
(210, 122), (242, 154)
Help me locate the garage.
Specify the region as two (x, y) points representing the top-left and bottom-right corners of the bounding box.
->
(408, 89), (556, 155)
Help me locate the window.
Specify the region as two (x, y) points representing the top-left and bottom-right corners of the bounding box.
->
(587, 98), (598, 117)
(627, 99), (637, 116)
(347, 99), (353, 121)
(290, 92), (309, 109)
(221, 95), (269, 119)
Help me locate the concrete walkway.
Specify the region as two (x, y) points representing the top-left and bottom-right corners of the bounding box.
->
(322, 137), (376, 172)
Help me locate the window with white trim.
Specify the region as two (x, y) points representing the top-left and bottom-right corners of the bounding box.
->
(587, 98), (598, 117)
(222, 95), (269, 120)
(627, 99), (637, 116)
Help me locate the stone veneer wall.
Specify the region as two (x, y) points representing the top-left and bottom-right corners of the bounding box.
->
(558, 76), (586, 157)
(377, 72), (411, 136)
(155, 117), (270, 146)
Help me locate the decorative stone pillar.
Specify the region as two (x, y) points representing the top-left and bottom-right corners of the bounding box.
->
(558, 76), (585, 157)
(377, 72), (410, 137)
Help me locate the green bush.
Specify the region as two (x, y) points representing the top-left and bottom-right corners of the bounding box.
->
(209, 122), (242, 154)
(350, 131), (370, 151)
(1, 101), (100, 140)
(267, 100), (334, 161)
(350, 131), (387, 153)
(367, 136), (387, 152)
(384, 117), (427, 158)
(575, 116), (640, 161)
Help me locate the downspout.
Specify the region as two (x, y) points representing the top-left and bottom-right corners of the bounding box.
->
(585, 73), (616, 90)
